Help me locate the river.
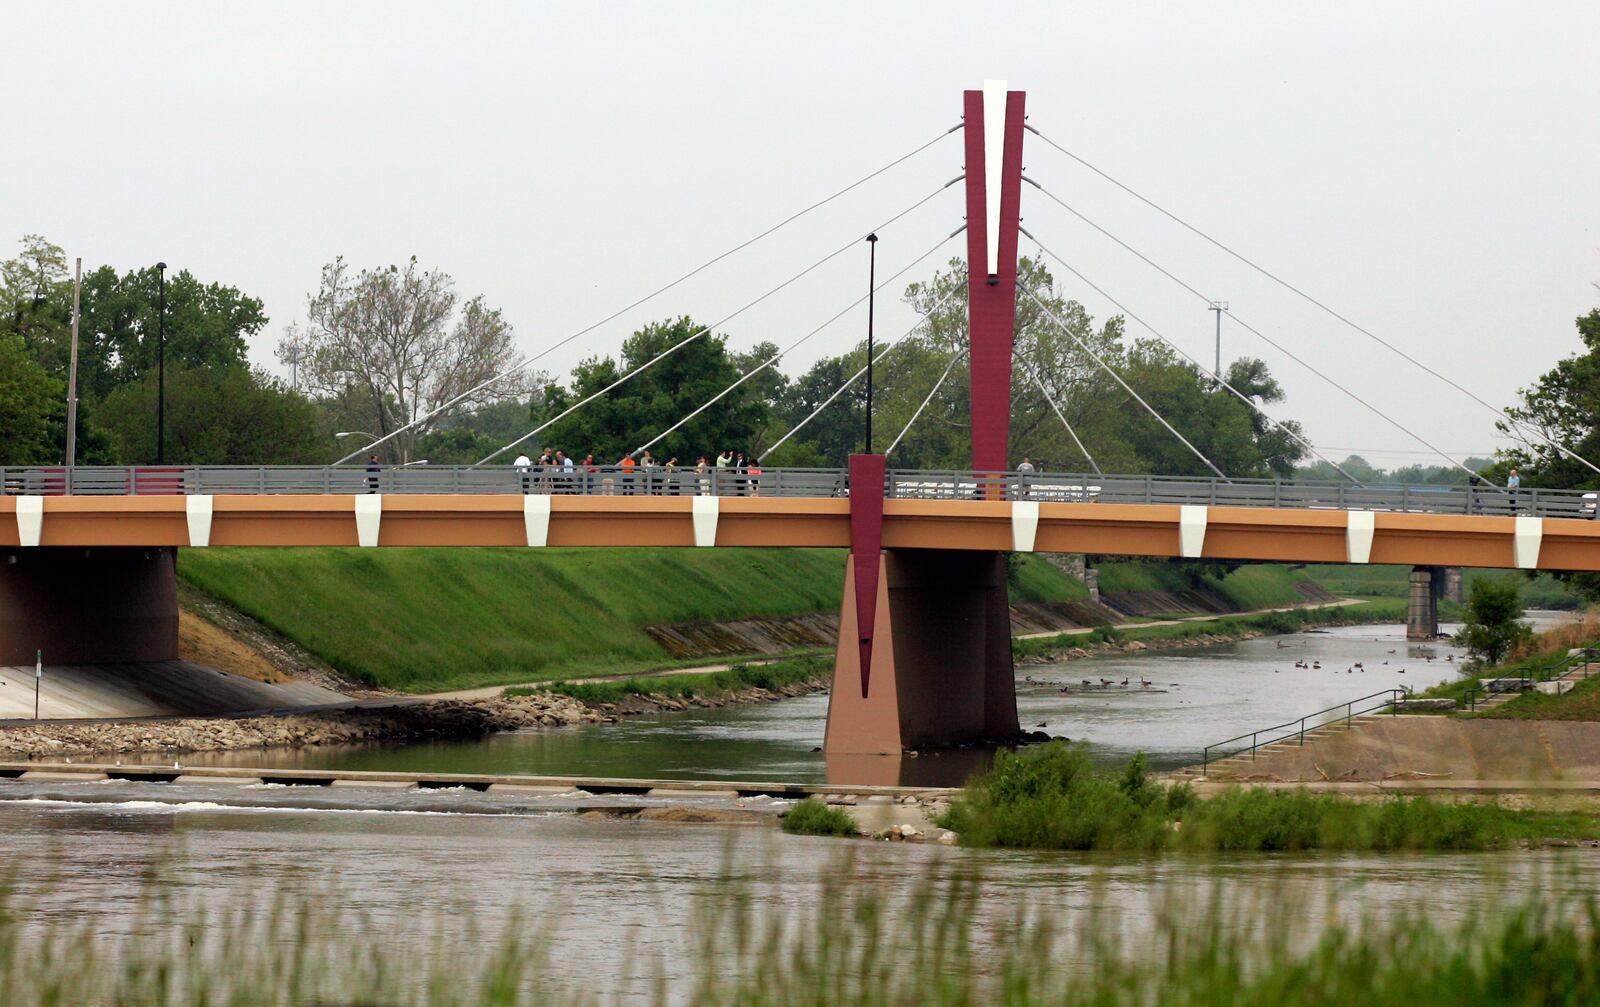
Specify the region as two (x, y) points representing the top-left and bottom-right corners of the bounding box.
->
(123, 619), (1486, 786)
(0, 615), (1583, 1001)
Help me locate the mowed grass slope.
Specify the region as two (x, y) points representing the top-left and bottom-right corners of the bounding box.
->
(178, 547), (853, 692)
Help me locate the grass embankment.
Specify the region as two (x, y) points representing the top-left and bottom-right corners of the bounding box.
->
(178, 546), (1386, 694)
(1410, 611), (1600, 715)
(509, 655), (829, 705)
(781, 798), (859, 837)
(9, 857), (1600, 1005)
(1013, 599), (1408, 661)
(178, 548), (856, 692)
(936, 743), (1600, 852)
(1302, 564), (1581, 608)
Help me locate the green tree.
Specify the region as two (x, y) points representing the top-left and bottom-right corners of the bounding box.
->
(1455, 577), (1532, 667)
(0, 331), (63, 465)
(96, 365), (322, 465)
(536, 317), (768, 464)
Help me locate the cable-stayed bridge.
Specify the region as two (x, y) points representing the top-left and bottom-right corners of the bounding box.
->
(4, 83), (1594, 759)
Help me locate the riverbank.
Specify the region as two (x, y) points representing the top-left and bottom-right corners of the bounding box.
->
(173, 548), (1356, 693)
(1013, 598), (1410, 664)
(0, 694), (605, 760)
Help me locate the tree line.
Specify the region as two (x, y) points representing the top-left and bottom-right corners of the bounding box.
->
(20, 231), (1591, 495)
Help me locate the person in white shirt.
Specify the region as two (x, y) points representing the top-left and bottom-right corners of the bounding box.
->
(513, 452), (531, 494)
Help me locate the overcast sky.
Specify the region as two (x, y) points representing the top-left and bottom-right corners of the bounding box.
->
(5, 2), (1597, 467)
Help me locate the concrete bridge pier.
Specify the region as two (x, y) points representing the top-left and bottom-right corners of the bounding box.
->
(823, 548), (1019, 756)
(1406, 565), (1451, 641)
(0, 547), (179, 665)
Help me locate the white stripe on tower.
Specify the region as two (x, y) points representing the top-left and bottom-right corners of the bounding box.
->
(982, 79), (1007, 278)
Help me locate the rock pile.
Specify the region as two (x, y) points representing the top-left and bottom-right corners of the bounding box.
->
(0, 694), (604, 760)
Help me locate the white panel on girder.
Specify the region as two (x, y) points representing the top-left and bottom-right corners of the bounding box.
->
(691, 494), (720, 547)
(1514, 515), (1543, 570)
(186, 494), (214, 548)
(1345, 510), (1375, 564)
(1011, 499), (1039, 553)
(15, 496), (42, 548)
(982, 79), (1006, 278)
(523, 494), (551, 548)
(1178, 505), (1207, 559)
(354, 493), (383, 548)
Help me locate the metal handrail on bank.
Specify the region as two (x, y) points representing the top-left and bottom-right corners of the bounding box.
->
(1201, 687), (1411, 776)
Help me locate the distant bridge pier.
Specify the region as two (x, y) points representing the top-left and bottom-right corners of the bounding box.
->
(0, 547), (179, 665)
(1406, 565), (1453, 641)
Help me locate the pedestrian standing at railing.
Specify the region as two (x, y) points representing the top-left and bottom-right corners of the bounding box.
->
(1508, 468), (1521, 514)
(1017, 456), (1036, 499)
(663, 457), (679, 495)
(365, 454), (381, 494)
(513, 452), (531, 495)
(619, 454), (636, 495)
(747, 457), (763, 497)
(695, 456), (710, 496)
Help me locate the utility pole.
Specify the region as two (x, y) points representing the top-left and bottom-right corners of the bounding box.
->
(1209, 300), (1229, 380)
(865, 233), (877, 454)
(66, 258), (82, 467)
(156, 261), (167, 464)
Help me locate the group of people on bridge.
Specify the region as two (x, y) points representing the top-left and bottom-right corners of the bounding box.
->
(508, 449), (765, 496)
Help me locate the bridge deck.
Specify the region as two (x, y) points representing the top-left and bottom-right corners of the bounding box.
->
(4, 482), (1598, 571)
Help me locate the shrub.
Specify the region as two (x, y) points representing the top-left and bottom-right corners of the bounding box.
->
(781, 798), (859, 837)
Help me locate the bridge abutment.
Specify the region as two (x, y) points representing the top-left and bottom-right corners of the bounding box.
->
(823, 549), (1018, 755)
(0, 547), (179, 665)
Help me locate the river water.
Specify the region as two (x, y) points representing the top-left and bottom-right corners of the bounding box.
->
(133, 619), (1488, 787)
(0, 615), (1584, 1000)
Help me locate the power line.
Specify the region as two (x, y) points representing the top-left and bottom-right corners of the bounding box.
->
(1025, 123), (1600, 479)
(1021, 225), (1356, 482)
(477, 184), (959, 466)
(632, 228), (961, 458)
(1020, 285), (1228, 481)
(1022, 181), (1495, 489)
(337, 124), (962, 465)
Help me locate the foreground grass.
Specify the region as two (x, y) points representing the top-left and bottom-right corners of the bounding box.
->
(937, 743), (1600, 852)
(781, 798), (859, 836)
(1013, 599), (1407, 661)
(4, 854), (1600, 1005)
(512, 655), (829, 705)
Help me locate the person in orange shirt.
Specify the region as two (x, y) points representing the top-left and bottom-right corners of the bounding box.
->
(619, 454), (636, 495)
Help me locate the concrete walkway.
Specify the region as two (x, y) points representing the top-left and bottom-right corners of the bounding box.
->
(0, 662), (347, 720)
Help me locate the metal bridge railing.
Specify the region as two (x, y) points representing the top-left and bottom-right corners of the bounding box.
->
(0, 465), (1594, 518)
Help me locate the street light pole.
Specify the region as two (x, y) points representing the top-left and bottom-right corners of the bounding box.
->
(865, 233), (877, 454)
(156, 262), (168, 464)
(66, 257), (82, 467)
(1208, 300), (1229, 380)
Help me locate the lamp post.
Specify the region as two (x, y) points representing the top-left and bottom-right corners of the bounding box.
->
(1208, 300), (1229, 381)
(865, 233), (877, 454)
(156, 262), (167, 464)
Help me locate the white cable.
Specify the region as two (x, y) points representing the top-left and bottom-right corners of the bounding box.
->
(1026, 365), (1102, 476)
(476, 186), (957, 465)
(886, 345), (967, 457)
(1021, 225), (1355, 483)
(1025, 180), (1502, 490)
(1027, 124), (1600, 479)
(1020, 285), (1229, 481)
(335, 125), (962, 464)
(632, 229), (961, 458)
(766, 287), (961, 457)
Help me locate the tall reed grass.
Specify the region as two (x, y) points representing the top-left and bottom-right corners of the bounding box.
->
(2, 853), (1597, 1005)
